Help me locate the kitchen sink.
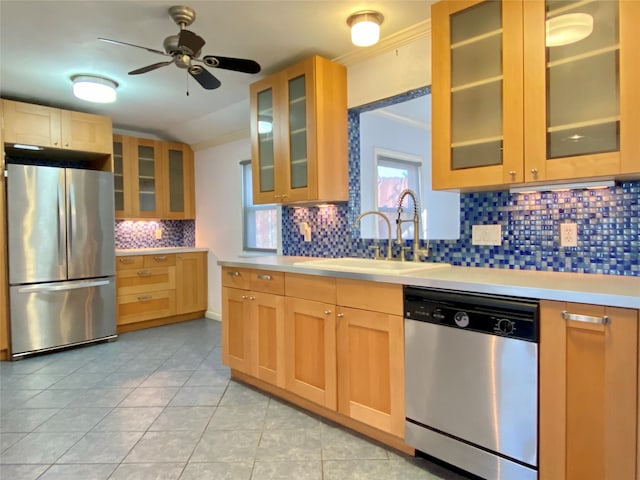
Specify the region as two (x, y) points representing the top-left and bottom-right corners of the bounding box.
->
(292, 257), (451, 275)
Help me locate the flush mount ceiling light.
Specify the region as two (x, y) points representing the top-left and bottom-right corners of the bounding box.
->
(546, 13), (594, 47)
(71, 75), (118, 103)
(347, 10), (384, 47)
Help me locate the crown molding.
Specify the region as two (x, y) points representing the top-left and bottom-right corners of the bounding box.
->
(333, 19), (431, 67)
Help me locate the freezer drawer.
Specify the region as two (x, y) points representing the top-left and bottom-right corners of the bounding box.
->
(10, 277), (116, 357)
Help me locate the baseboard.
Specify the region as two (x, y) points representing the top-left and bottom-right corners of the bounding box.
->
(116, 311), (205, 334)
(205, 310), (221, 321)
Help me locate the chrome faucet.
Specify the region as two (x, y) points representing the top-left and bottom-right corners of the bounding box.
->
(395, 189), (429, 262)
(354, 210), (392, 260)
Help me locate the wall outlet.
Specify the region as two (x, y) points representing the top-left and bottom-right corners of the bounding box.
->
(472, 224), (502, 246)
(155, 227), (162, 239)
(560, 222), (578, 247)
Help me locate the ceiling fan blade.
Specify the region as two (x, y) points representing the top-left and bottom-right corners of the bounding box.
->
(98, 37), (168, 57)
(129, 61), (173, 75)
(202, 55), (261, 74)
(178, 30), (205, 56)
(189, 65), (221, 90)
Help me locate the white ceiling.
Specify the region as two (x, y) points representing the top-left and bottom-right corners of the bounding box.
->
(0, 1), (432, 149)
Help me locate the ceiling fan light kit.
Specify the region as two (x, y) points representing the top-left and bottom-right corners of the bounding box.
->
(347, 10), (384, 47)
(71, 75), (118, 103)
(98, 5), (261, 91)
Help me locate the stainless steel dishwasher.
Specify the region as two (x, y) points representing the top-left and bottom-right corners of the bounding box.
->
(404, 286), (539, 480)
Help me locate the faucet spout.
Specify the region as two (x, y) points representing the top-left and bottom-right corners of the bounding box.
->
(354, 210), (393, 260)
(395, 189), (428, 262)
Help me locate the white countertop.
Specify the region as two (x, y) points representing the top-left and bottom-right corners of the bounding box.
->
(218, 255), (640, 309)
(116, 247), (208, 256)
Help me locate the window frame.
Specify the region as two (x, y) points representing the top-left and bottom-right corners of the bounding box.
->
(241, 160), (279, 254)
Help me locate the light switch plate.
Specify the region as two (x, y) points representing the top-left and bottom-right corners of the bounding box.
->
(472, 224), (502, 246)
(155, 228), (162, 239)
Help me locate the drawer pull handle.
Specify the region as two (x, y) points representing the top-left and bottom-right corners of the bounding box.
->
(249, 296), (256, 301)
(561, 311), (610, 326)
(137, 295), (152, 301)
(337, 313), (344, 318)
(242, 295), (249, 300)
(256, 274), (272, 281)
(324, 310), (332, 315)
(227, 271), (241, 277)
(153, 255), (167, 261)
(137, 270), (153, 276)
(119, 258), (134, 264)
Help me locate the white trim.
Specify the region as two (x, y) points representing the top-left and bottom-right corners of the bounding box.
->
(206, 310), (221, 322)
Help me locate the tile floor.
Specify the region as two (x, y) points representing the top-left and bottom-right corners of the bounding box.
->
(0, 318), (471, 480)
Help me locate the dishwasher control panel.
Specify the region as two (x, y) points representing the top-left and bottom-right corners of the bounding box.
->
(404, 287), (539, 342)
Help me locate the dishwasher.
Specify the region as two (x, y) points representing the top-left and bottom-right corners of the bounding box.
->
(404, 286), (539, 480)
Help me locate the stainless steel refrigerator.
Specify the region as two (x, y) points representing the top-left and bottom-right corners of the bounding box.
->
(7, 163), (117, 358)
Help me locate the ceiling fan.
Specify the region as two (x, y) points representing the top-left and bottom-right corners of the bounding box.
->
(98, 5), (261, 91)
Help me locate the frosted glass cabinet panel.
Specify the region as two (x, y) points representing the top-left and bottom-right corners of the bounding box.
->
(432, 0), (640, 191)
(113, 139), (125, 213)
(162, 142), (195, 220)
(137, 142), (157, 215)
(257, 87), (275, 195)
(287, 75), (308, 190)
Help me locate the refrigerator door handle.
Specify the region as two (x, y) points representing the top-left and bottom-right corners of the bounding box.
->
(17, 279), (111, 294)
(57, 184), (65, 266)
(68, 183), (76, 254)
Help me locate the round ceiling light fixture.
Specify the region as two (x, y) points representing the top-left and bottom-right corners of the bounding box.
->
(347, 10), (384, 47)
(546, 13), (594, 47)
(71, 75), (118, 103)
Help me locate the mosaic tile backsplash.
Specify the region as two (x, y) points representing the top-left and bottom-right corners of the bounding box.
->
(282, 88), (639, 276)
(115, 220), (195, 249)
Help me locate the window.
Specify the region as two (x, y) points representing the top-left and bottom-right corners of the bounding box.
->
(242, 161), (278, 252)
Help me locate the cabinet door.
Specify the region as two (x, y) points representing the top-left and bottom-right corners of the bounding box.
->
(176, 252), (207, 314)
(117, 290), (176, 326)
(279, 58), (316, 203)
(222, 287), (254, 375)
(161, 142), (195, 219)
(2, 99), (61, 148)
(284, 297), (337, 409)
(113, 134), (136, 218)
(251, 74), (281, 204)
(134, 138), (161, 218)
(432, 0), (524, 190)
(60, 110), (112, 154)
(336, 307), (405, 437)
(539, 300), (637, 480)
(524, 0), (640, 182)
(254, 292), (285, 387)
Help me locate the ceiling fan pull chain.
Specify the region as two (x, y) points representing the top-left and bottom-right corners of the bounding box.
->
(186, 70), (190, 96)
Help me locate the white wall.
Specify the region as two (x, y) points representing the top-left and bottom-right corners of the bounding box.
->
(197, 33), (431, 319)
(194, 138), (250, 319)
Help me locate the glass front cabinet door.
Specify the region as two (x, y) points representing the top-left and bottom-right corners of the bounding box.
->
(135, 138), (159, 218)
(113, 134), (134, 219)
(161, 142), (195, 219)
(250, 55), (348, 205)
(431, 0), (639, 191)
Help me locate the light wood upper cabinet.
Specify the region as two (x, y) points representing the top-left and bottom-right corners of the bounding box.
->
(2, 99), (112, 154)
(112, 134), (195, 219)
(432, 0), (640, 191)
(250, 55), (348, 205)
(539, 300), (638, 480)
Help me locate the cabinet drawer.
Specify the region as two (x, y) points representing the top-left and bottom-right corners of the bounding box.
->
(117, 266), (175, 295)
(285, 273), (336, 304)
(117, 291), (176, 325)
(116, 256), (144, 271)
(222, 267), (252, 289)
(250, 270), (285, 295)
(336, 278), (402, 316)
(143, 253), (176, 267)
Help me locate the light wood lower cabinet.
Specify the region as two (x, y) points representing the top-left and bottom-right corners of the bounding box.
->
(222, 267), (286, 387)
(116, 251), (207, 331)
(222, 268), (405, 442)
(539, 300), (638, 480)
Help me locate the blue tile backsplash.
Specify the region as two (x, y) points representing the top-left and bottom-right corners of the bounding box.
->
(282, 88), (639, 277)
(115, 220), (195, 249)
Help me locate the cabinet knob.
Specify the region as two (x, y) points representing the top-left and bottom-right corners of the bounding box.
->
(337, 313), (344, 318)
(530, 168), (539, 179)
(249, 296), (256, 301)
(509, 170), (516, 178)
(241, 295), (249, 300)
(227, 271), (240, 277)
(274, 194), (282, 199)
(281, 194), (288, 199)
(324, 310), (332, 315)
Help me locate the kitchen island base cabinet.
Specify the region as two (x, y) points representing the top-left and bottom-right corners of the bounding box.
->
(539, 300), (638, 480)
